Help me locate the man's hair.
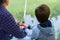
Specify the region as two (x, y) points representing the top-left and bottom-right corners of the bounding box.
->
(35, 4), (50, 23)
(0, 0), (5, 5)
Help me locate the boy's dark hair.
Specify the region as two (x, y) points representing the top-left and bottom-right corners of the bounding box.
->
(0, 0), (5, 5)
(35, 4), (50, 23)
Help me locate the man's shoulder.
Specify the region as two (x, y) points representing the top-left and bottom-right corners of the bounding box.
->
(0, 6), (12, 17)
(0, 9), (12, 18)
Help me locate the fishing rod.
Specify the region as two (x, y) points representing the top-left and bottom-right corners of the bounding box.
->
(23, 0), (27, 20)
(20, 0), (28, 28)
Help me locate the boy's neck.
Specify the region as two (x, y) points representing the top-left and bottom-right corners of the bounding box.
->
(39, 20), (52, 28)
(40, 20), (48, 23)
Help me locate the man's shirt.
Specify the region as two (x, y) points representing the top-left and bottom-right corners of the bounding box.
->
(0, 5), (26, 40)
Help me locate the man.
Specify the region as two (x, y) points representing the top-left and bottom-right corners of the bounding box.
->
(31, 4), (55, 40)
(0, 0), (27, 40)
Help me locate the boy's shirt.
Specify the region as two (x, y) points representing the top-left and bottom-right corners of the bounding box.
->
(31, 20), (55, 40)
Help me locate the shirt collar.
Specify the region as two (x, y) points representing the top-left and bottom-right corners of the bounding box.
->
(38, 20), (52, 28)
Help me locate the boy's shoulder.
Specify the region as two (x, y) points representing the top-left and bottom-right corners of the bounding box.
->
(32, 24), (40, 31)
(31, 25), (40, 39)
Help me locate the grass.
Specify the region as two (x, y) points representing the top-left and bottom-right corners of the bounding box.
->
(7, 0), (60, 22)
(7, 0), (25, 21)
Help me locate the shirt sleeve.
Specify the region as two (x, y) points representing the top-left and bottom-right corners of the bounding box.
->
(2, 14), (27, 38)
(31, 26), (40, 39)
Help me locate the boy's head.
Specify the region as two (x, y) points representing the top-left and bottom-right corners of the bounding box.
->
(35, 4), (50, 23)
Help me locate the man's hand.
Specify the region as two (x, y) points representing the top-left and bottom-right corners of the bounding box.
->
(15, 19), (20, 25)
(20, 23), (28, 29)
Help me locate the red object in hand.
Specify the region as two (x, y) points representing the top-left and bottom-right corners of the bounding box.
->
(21, 21), (28, 29)
(21, 23), (25, 26)
(21, 21), (26, 29)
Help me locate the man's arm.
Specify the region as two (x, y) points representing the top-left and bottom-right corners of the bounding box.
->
(2, 14), (27, 38)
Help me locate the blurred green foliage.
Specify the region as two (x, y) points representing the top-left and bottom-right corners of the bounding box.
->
(7, 0), (60, 22)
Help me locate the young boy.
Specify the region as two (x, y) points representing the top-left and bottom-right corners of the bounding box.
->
(31, 4), (55, 40)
